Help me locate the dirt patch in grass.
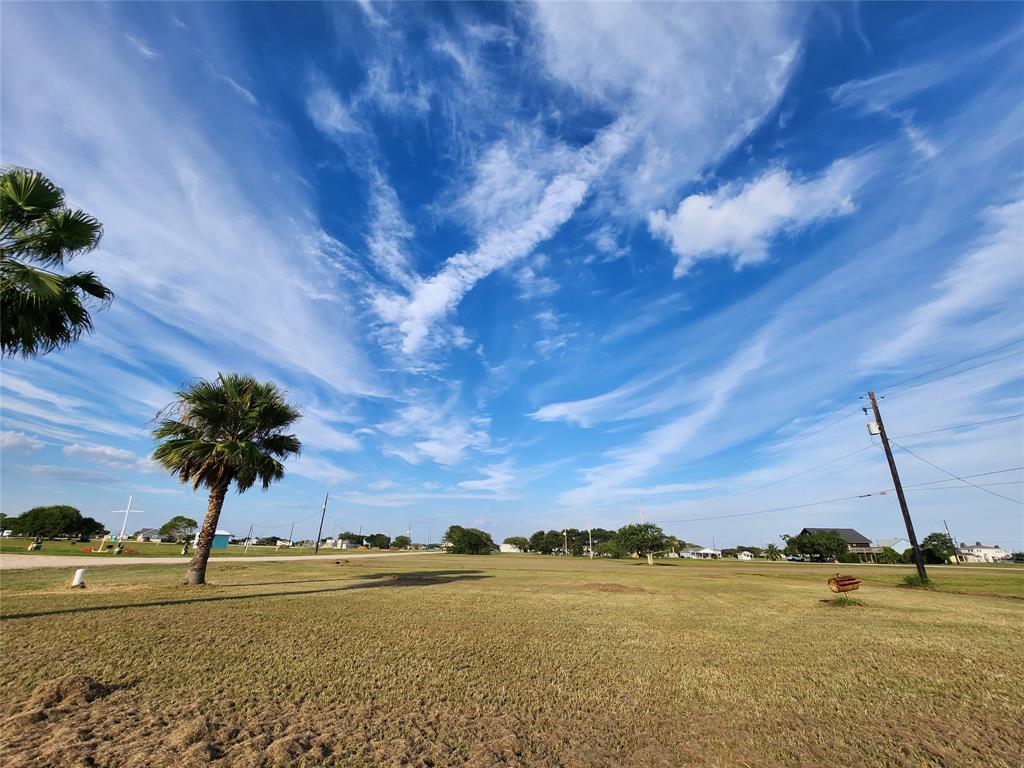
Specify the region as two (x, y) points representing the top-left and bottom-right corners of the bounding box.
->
(578, 582), (646, 594)
(28, 674), (113, 708)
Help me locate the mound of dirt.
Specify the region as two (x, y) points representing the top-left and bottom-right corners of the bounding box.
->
(27, 675), (112, 709)
(578, 582), (646, 594)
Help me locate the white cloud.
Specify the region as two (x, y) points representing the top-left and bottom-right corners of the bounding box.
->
(62, 443), (156, 473)
(648, 159), (865, 277)
(125, 33), (159, 59)
(374, 124), (630, 354)
(513, 254), (559, 300)
(287, 454), (356, 488)
(457, 460), (516, 496)
(307, 83), (360, 136)
(533, 2), (803, 212)
(368, 5), (803, 354)
(365, 169), (416, 288)
(377, 401), (491, 466)
(559, 339), (768, 506)
(1, 431), (44, 453)
(26, 464), (119, 484)
(216, 73), (258, 106)
(63, 443), (138, 466)
(866, 199), (1024, 366)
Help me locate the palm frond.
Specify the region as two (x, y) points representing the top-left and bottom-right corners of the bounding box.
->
(1, 260), (113, 358)
(151, 374), (303, 493)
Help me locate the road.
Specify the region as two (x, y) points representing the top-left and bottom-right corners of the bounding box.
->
(0, 550), (439, 571)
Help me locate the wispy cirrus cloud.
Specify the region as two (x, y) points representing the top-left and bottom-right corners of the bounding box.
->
(125, 33), (159, 59)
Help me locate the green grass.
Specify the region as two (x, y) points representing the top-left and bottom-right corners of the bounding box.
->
(1, 556), (1022, 767)
(0, 537), (395, 558)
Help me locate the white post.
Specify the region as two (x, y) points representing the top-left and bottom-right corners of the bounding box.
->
(70, 568), (86, 588)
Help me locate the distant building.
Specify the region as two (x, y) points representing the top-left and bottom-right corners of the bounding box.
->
(135, 528), (162, 542)
(736, 551), (753, 561)
(956, 543), (1009, 563)
(680, 548), (701, 559)
(799, 528), (878, 562)
(193, 529), (232, 550)
(876, 537), (912, 554)
(693, 547), (722, 560)
(499, 543), (522, 553)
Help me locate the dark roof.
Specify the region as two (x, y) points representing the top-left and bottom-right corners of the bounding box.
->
(799, 528), (871, 546)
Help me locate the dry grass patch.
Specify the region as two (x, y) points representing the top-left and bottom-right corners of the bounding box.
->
(1, 556), (1022, 767)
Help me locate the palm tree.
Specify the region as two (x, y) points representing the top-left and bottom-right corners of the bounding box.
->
(152, 373), (302, 585)
(1, 167), (113, 357)
(765, 543), (782, 561)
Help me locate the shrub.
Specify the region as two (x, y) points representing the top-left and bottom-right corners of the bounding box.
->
(901, 574), (935, 589)
(838, 552), (861, 564)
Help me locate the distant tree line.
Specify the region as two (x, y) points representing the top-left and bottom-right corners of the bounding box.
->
(2, 506), (106, 539)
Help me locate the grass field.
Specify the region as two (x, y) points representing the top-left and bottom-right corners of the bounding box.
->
(0, 537), (398, 558)
(1, 555), (1022, 767)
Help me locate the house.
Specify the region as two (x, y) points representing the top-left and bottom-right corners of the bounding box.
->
(736, 551), (753, 561)
(192, 529), (232, 551)
(135, 528), (162, 542)
(876, 537), (912, 554)
(693, 547), (722, 560)
(956, 543), (1010, 563)
(680, 548), (701, 559)
(799, 528), (878, 562)
(499, 543), (522, 553)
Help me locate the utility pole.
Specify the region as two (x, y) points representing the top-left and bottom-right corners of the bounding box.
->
(638, 500), (645, 523)
(314, 493), (329, 554)
(563, 529), (569, 557)
(288, 521), (295, 546)
(867, 391), (927, 580)
(944, 519), (960, 565)
(588, 525), (594, 560)
(243, 523), (254, 553)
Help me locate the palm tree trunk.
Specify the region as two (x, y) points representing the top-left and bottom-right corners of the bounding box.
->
(186, 480), (229, 585)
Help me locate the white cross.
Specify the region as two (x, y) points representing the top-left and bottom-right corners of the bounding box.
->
(110, 495), (145, 541)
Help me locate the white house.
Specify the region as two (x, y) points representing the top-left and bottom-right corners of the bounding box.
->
(736, 551), (753, 561)
(499, 543), (522, 553)
(693, 547), (722, 560)
(956, 543), (1010, 563)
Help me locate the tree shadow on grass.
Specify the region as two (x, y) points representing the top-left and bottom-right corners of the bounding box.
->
(0, 570), (489, 621)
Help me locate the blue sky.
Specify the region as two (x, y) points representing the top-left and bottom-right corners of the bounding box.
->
(2, 2), (1022, 549)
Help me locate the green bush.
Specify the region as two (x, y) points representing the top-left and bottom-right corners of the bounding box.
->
(901, 574), (935, 589)
(838, 552), (860, 564)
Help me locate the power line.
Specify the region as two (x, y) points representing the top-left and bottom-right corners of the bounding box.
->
(885, 350), (1024, 396)
(880, 337), (1024, 393)
(650, 467), (1024, 525)
(893, 413), (1024, 440)
(770, 340), (1024, 448)
(911, 481), (1023, 492)
(890, 440), (1024, 507)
